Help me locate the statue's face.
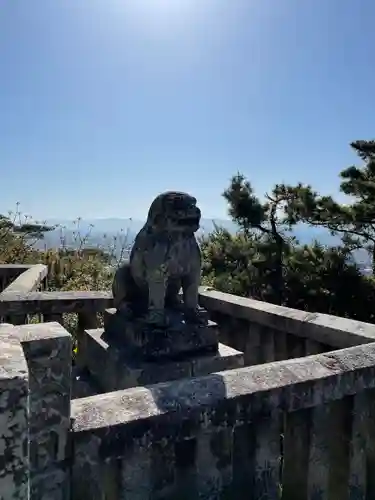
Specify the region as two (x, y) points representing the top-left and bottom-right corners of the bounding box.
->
(149, 191), (201, 233)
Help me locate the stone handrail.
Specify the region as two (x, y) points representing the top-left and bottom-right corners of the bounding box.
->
(2, 286), (375, 346)
(0, 290), (112, 333)
(0, 264), (48, 295)
(3, 320), (375, 498)
(0, 264), (35, 292)
(0, 290), (112, 316)
(199, 288), (375, 348)
(71, 342), (375, 498)
(0, 324), (30, 499)
(0, 264), (49, 324)
(0, 322), (72, 499)
(1, 286), (375, 362)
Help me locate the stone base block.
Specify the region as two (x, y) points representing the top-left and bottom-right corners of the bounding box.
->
(72, 366), (103, 399)
(78, 327), (244, 392)
(103, 308), (218, 361)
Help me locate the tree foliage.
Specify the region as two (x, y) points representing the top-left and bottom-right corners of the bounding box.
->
(202, 148), (375, 322)
(220, 174), (301, 304)
(0, 209), (54, 264)
(274, 140), (375, 273)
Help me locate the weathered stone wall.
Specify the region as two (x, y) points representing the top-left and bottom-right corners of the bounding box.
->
(4, 286), (375, 498)
(2, 286), (375, 359)
(16, 322), (72, 500)
(79, 324), (244, 394)
(0, 324), (30, 500)
(0, 322), (72, 500)
(0, 264), (48, 324)
(71, 342), (375, 499)
(199, 288), (375, 365)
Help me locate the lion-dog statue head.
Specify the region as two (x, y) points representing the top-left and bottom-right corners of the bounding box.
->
(145, 191), (201, 234)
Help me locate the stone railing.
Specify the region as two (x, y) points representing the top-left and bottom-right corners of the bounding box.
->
(0, 322), (72, 500)
(71, 343), (375, 499)
(1, 285), (375, 361)
(4, 320), (375, 499)
(1, 264), (48, 295)
(0, 264), (42, 292)
(0, 289), (112, 336)
(199, 289), (375, 363)
(0, 324), (29, 499)
(2, 277), (375, 497)
(0, 264), (48, 324)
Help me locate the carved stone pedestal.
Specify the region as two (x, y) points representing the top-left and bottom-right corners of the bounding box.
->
(102, 307), (218, 360)
(77, 308), (244, 392)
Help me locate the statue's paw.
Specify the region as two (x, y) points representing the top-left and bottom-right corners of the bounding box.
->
(145, 309), (168, 327)
(117, 302), (133, 319)
(184, 307), (207, 325)
(165, 297), (183, 311)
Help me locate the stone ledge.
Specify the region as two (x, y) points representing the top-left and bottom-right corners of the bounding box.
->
(72, 342), (375, 442)
(13, 322), (72, 495)
(78, 327), (244, 392)
(0, 324), (29, 380)
(199, 287), (375, 348)
(191, 343), (243, 376)
(0, 324), (29, 499)
(16, 321), (72, 343)
(1, 264), (48, 295)
(0, 290), (113, 315)
(2, 286), (375, 352)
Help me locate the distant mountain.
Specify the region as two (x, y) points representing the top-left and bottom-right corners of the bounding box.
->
(45, 217), (237, 235)
(39, 217), (348, 249)
(37, 217), (371, 268)
(36, 218), (238, 253)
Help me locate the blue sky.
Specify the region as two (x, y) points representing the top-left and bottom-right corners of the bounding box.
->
(1, 0), (374, 221)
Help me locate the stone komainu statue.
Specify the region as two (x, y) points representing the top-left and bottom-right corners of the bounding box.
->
(112, 191), (204, 326)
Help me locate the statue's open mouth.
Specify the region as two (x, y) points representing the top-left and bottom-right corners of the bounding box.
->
(177, 216), (200, 226)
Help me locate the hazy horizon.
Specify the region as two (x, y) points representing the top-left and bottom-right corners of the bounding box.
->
(35, 217), (371, 269)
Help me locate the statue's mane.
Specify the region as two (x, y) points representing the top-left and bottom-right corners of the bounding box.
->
(145, 191), (195, 230)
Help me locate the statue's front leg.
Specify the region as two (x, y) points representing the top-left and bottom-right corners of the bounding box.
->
(145, 265), (167, 326)
(165, 279), (183, 311)
(182, 273), (205, 325)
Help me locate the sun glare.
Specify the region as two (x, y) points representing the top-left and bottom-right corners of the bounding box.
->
(114, 0), (201, 26)
(146, 0), (188, 11)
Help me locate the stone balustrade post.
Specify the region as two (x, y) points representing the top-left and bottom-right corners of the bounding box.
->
(16, 322), (72, 500)
(0, 324), (30, 499)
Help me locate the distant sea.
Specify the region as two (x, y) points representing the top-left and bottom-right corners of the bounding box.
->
(36, 217), (371, 271)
